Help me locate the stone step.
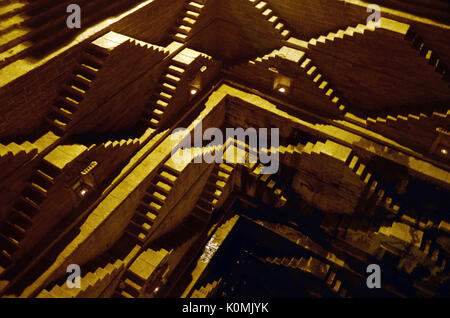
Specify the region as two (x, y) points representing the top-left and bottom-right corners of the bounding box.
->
(167, 64), (186, 76)
(186, 1), (204, 13)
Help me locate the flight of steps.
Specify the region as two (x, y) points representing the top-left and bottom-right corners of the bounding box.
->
(0, 0), (32, 68)
(322, 212), (447, 290)
(367, 110), (448, 124)
(248, 0), (293, 40)
(113, 248), (169, 298)
(0, 0), (28, 18)
(285, 15), (450, 120)
(0, 141), (38, 179)
(247, 49), (279, 66)
(142, 61), (187, 129)
(229, 46), (347, 114)
(406, 30), (449, 82)
(297, 55), (347, 113)
(124, 165), (179, 245)
(98, 138), (141, 151)
(243, 162), (288, 208)
(321, 200), (444, 266)
(0, 0), (85, 68)
(191, 163), (235, 223)
(37, 259), (124, 298)
(366, 109), (449, 133)
(191, 278), (221, 298)
(307, 23), (377, 48)
(295, 139), (406, 217)
(0, 0), (29, 38)
(303, 140), (401, 216)
(87, 137), (142, 166)
(226, 48), (278, 73)
(265, 255), (346, 296)
(0, 0), (141, 69)
(278, 142), (304, 167)
(171, 0), (206, 43)
(345, 150), (401, 216)
(0, 141), (36, 158)
(319, 146), (448, 268)
(46, 44), (110, 136)
(0, 160), (60, 272)
(364, 108), (449, 153)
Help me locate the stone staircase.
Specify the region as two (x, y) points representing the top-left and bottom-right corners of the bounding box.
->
(0, 160), (60, 272)
(247, 49), (279, 66)
(306, 22), (377, 48)
(406, 29), (449, 82)
(191, 278), (221, 298)
(122, 144), (229, 248)
(171, 0), (207, 43)
(142, 48), (214, 129)
(229, 46), (347, 114)
(318, 145), (449, 267)
(243, 162), (288, 208)
(0, 0), (141, 69)
(0, 141), (36, 157)
(192, 163), (235, 223)
(248, 0), (293, 40)
(46, 43), (110, 136)
(278, 142), (304, 168)
(142, 61), (187, 129)
(364, 107), (449, 153)
(0, 0), (29, 38)
(149, 163), (234, 252)
(98, 138), (141, 150)
(37, 258), (124, 298)
(367, 109), (449, 125)
(287, 139), (405, 215)
(86, 137), (142, 167)
(322, 213), (447, 290)
(0, 0), (28, 18)
(365, 108), (450, 150)
(124, 164), (179, 245)
(303, 140), (401, 216)
(0, 141), (38, 179)
(297, 54), (347, 113)
(300, 16), (449, 118)
(265, 255), (346, 296)
(344, 149), (401, 216)
(113, 247), (169, 298)
(0, 0), (33, 68)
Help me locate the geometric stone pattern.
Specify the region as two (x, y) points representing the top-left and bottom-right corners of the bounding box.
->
(0, 0), (449, 298)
